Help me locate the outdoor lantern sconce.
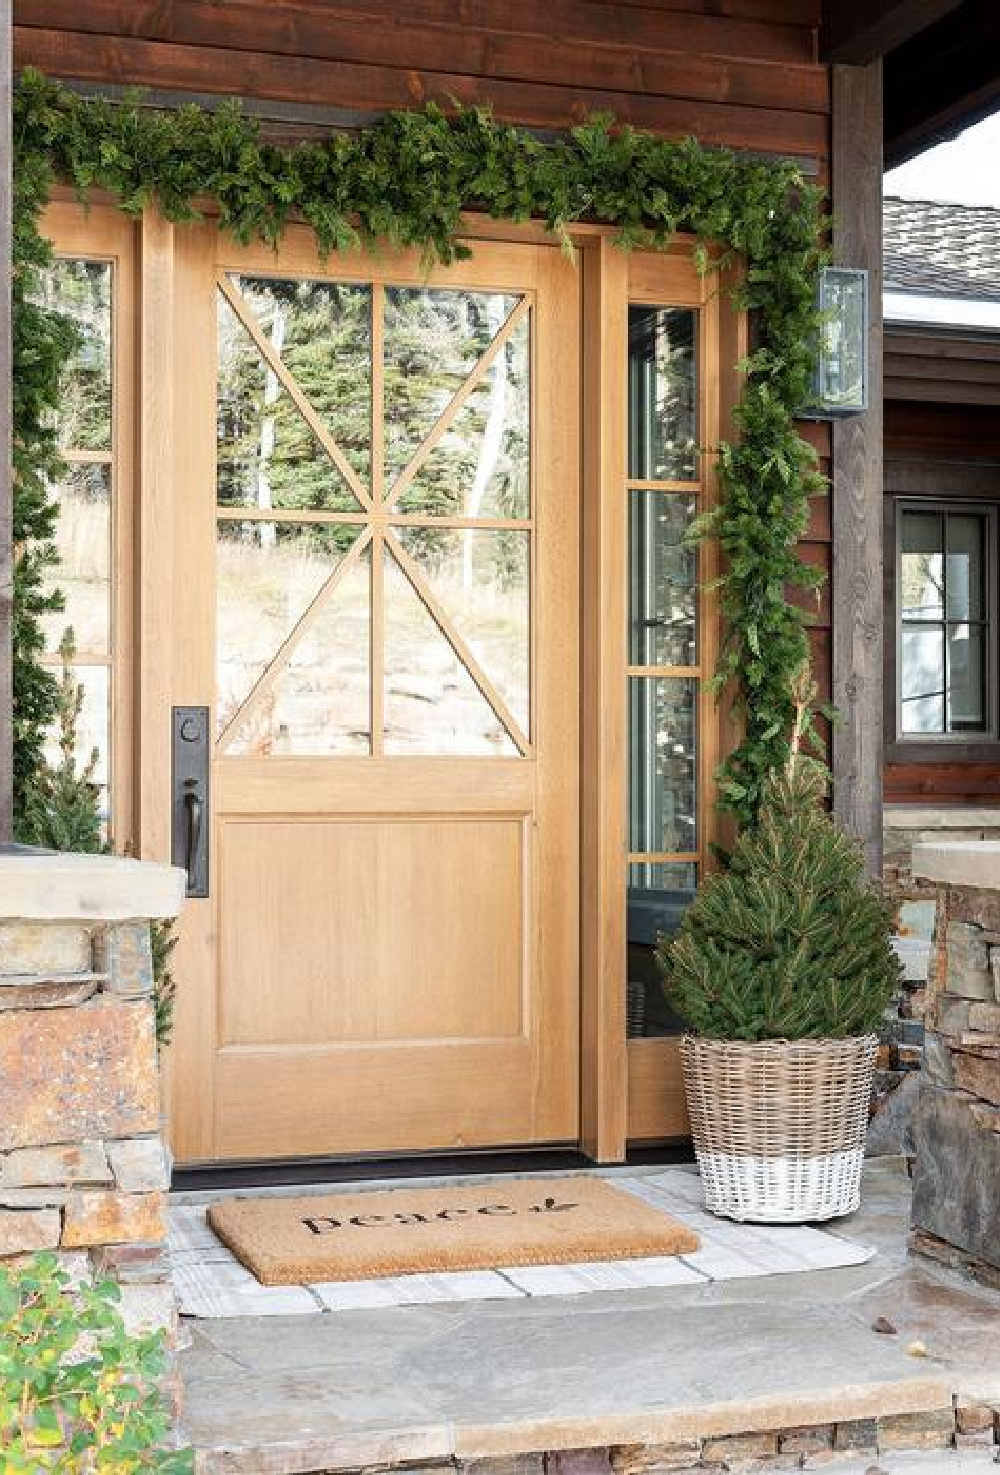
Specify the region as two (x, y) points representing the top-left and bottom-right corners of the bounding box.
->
(806, 266), (868, 418)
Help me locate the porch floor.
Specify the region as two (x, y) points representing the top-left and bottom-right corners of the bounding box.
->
(177, 1160), (1000, 1474)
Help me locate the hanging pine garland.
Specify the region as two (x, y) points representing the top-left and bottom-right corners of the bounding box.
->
(12, 68), (827, 834)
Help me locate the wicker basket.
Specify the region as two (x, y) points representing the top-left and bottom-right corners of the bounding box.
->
(680, 1034), (878, 1223)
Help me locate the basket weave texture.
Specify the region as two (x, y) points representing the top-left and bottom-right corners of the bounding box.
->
(681, 1034), (878, 1223)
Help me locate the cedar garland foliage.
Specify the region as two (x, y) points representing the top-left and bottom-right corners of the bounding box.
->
(12, 68), (829, 830)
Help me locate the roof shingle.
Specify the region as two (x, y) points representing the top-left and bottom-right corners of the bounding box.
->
(884, 196), (1000, 303)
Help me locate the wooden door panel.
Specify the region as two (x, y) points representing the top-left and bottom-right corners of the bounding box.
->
(218, 814), (527, 1047)
(161, 228), (580, 1162)
(215, 1039), (547, 1159)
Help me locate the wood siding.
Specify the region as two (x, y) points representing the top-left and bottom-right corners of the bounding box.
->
(886, 328), (1000, 408)
(13, 1), (828, 158)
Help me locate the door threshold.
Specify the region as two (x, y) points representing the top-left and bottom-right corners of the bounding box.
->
(170, 1142), (694, 1193)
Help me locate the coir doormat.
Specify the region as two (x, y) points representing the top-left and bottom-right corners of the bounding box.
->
(207, 1177), (701, 1286)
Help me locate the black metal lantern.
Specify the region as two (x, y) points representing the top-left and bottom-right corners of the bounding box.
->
(807, 266), (868, 418)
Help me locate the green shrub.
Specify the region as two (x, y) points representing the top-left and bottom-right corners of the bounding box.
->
(0, 1253), (192, 1472)
(150, 920), (179, 1052)
(656, 683), (902, 1043)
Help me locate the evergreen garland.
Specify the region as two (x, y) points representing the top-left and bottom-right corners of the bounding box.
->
(12, 69), (828, 830)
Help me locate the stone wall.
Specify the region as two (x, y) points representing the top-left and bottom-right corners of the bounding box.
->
(868, 807), (1000, 1156)
(909, 840), (1000, 1284)
(0, 849), (185, 1333)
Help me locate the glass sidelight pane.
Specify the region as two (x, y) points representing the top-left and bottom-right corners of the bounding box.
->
(628, 490), (696, 667)
(41, 463), (111, 658)
(627, 859), (698, 944)
(44, 663), (110, 823)
(628, 306), (697, 481)
(224, 275), (372, 484)
(384, 287), (521, 487)
(900, 512), (944, 621)
(46, 259), (112, 452)
(900, 625), (945, 734)
(217, 520), (367, 748)
(628, 676), (698, 853)
(383, 547), (517, 756)
(217, 295), (363, 513)
(626, 861), (697, 1039)
(394, 312), (530, 519)
(395, 527), (529, 734)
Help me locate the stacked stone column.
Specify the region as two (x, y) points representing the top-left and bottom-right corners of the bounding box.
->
(909, 840), (1000, 1284)
(0, 848), (185, 1333)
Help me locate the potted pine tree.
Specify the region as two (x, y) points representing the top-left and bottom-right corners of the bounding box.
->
(656, 672), (902, 1224)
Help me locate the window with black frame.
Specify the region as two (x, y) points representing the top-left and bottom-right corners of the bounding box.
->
(896, 503), (996, 743)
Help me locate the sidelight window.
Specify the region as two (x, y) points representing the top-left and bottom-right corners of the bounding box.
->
(626, 304), (703, 1039)
(39, 258), (116, 830)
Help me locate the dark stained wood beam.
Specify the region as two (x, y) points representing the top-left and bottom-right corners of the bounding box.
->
(884, 0), (1000, 166)
(0, 0), (11, 843)
(831, 61), (884, 874)
(822, 0), (960, 64)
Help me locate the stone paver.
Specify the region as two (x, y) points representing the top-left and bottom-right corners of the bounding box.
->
(179, 1161), (1000, 1471)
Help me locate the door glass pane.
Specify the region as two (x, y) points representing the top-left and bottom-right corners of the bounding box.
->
(46, 259), (112, 452)
(946, 515), (985, 621)
(217, 294), (363, 513)
(224, 275), (372, 485)
(395, 527), (529, 735)
(41, 463), (111, 658)
(629, 490), (696, 667)
(900, 512), (944, 621)
(901, 625), (945, 733)
(948, 623), (987, 731)
(225, 540), (371, 756)
(628, 676), (698, 852)
(394, 311), (530, 518)
(217, 520), (366, 745)
(384, 287), (520, 487)
(628, 307), (697, 481)
(383, 547), (516, 756)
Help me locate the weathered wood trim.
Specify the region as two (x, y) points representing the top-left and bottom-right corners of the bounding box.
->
(0, 0), (11, 842)
(884, 0), (1000, 168)
(831, 61), (883, 873)
(822, 0), (960, 64)
(885, 457), (1000, 497)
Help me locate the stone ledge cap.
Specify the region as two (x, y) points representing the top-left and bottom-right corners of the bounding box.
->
(912, 840), (1000, 892)
(886, 806), (1000, 831)
(0, 848), (186, 921)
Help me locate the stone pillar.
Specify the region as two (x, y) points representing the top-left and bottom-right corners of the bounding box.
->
(0, 847), (186, 1329)
(909, 840), (1000, 1285)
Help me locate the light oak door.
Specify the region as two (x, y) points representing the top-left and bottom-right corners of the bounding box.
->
(164, 225), (580, 1163)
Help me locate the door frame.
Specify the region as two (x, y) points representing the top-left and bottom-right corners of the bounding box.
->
(42, 196), (739, 1165)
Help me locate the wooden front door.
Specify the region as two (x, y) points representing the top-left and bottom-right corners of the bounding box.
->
(163, 225), (580, 1164)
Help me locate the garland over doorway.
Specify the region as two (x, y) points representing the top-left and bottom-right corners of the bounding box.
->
(12, 69), (827, 834)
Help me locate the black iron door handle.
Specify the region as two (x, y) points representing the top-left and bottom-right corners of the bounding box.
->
(172, 707), (209, 898)
(183, 781), (203, 883)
